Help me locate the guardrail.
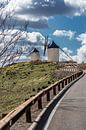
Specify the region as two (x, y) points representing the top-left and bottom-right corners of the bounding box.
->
(0, 71), (83, 130)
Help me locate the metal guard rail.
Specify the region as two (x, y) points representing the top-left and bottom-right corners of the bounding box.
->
(0, 71), (83, 130)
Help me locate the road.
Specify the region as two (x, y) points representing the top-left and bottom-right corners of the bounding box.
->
(46, 74), (86, 130)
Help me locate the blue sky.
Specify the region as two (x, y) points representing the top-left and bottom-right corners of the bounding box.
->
(0, 0), (86, 64)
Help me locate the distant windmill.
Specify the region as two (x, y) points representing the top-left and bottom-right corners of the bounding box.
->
(30, 48), (40, 61)
(20, 46), (40, 61)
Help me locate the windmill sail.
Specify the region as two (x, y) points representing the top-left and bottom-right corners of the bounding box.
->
(59, 46), (73, 62)
(44, 36), (48, 56)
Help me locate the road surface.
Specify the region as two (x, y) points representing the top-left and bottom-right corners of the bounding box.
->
(46, 74), (86, 130)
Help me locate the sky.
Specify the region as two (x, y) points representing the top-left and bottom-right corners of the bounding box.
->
(0, 0), (86, 63)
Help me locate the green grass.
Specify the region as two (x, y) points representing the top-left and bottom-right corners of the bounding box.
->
(0, 61), (61, 113)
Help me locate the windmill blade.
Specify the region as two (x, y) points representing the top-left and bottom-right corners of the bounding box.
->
(59, 47), (73, 62)
(54, 42), (77, 68)
(44, 36), (48, 56)
(59, 46), (77, 68)
(44, 44), (47, 56)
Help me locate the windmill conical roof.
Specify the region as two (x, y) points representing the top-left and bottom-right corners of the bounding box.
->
(48, 41), (59, 48)
(31, 48), (39, 53)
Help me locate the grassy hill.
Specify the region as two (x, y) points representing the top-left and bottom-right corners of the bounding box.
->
(0, 61), (73, 114)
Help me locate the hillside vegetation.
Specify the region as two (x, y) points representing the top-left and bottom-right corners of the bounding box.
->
(0, 61), (73, 113)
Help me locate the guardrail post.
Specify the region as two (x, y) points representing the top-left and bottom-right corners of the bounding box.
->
(75, 74), (77, 78)
(65, 79), (67, 85)
(2, 124), (10, 130)
(38, 97), (42, 109)
(68, 78), (70, 83)
(47, 91), (50, 101)
(78, 72), (80, 77)
(58, 83), (60, 91)
(26, 107), (32, 123)
(62, 81), (64, 88)
(70, 76), (72, 82)
(53, 86), (56, 95)
(72, 75), (74, 80)
(73, 75), (74, 80)
(2, 113), (7, 119)
(72, 76), (73, 81)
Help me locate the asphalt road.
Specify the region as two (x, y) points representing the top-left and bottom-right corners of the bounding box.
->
(46, 74), (86, 130)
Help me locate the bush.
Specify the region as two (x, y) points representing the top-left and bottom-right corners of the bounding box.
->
(42, 86), (47, 89)
(37, 87), (41, 92)
(48, 81), (51, 84)
(2, 76), (5, 79)
(28, 72), (30, 74)
(13, 82), (16, 85)
(32, 88), (35, 92)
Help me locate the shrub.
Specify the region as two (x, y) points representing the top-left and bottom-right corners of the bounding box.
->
(2, 76), (5, 79)
(32, 88), (35, 92)
(37, 87), (41, 92)
(13, 82), (16, 85)
(48, 81), (51, 84)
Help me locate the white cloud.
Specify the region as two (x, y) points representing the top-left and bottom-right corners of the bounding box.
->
(53, 30), (75, 39)
(0, 43), (4, 51)
(74, 33), (86, 63)
(0, 29), (44, 65)
(59, 45), (86, 63)
(63, 47), (73, 54)
(0, 29), (44, 45)
(60, 47), (73, 61)
(77, 33), (86, 44)
(64, 0), (86, 15)
(73, 45), (86, 63)
(65, 0), (86, 8)
(5, 0), (32, 12)
(0, 30), (45, 59)
(1, 0), (86, 29)
(26, 32), (44, 44)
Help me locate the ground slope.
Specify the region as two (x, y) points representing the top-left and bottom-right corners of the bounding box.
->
(0, 61), (73, 113)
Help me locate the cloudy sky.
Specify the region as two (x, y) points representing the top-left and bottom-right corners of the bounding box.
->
(0, 0), (86, 63)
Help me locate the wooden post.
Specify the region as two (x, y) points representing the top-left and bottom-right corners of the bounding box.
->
(47, 91), (50, 101)
(2, 124), (10, 130)
(70, 76), (72, 82)
(73, 75), (75, 80)
(75, 74), (77, 78)
(68, 78), (70, 83)
(26, 107), (32, 123)
(65, 79), (67, 85)
(70, 77), (71, 82)
(53, 86), (56, 95)
(2, 113), (7, 118)
(74, 74), (76, 79)
(62, 81), (64, 88)
(72, 75), (73, 80)
(78, 72), (80, 77)
(38, 97), (42, 109)
(72, 75), (74, 80)
(58, 83), (60, 91)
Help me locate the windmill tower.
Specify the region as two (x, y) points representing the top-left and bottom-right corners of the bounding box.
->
(31, 48), (40, 61)
(47, 41), (59, 62)
(43, 37), (59, 62)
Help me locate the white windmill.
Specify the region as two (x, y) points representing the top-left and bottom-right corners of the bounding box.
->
(44, 36), (60, 62)
(43, 36), (75, 63)
(30, 48), (40, 61)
